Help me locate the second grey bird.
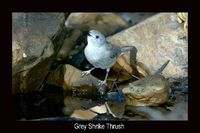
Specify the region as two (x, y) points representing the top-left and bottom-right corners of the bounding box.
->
(82, 30), (137, 86)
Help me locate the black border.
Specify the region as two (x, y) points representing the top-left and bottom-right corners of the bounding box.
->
(0, 0), (196, 132)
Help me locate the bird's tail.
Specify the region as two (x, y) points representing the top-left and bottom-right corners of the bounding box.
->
(154, 60), (170, 75)
(120, 45), (138, 65)
(121, 46), (137, 53)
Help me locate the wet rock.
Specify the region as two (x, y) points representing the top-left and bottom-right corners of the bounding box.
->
(106, 91), (126, 103)
(46, 64), (107, 98)
(123, 105), (170, 120)
(12, 13), (66, 94)
(65, 13), (127, 36)
(122, 74), (171, 106)
(62, 96), (98, 115)
(63, 97), (126, 120)
(46, 65), (65, 88)
(107, 13), (188, 79)
(106, 102), (125, 118)
(89, 104), (107, 114)
(93, 113), (125, 121)
(63, 64), (107, 97)
(134, 101), (188, 120)
(123, 106), (150, 120)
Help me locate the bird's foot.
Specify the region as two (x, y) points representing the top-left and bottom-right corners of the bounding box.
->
(81, 70), (91, 77)
(98, 80), (107, 86)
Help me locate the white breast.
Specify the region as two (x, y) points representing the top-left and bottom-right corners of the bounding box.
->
(84, 44), (116, 69)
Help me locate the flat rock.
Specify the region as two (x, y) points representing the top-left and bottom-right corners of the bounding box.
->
(63, 64), (107, 97)
(46, 64), (107, 97)
(107, 13), (188, 78)
(122, 74), (171, 106)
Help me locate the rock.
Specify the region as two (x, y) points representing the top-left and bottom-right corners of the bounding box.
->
(107, 13), (188, 79)
(117, 12), (156, 26)
(56, 29), (82, 60)
(106, 102), (125, 118)
(65, 13), (127, 36)
(63, 64), (107, 97)
(106, 91), (126, 103)
(122, 74), (171, 106)
(12, 13), (66, 95)
(168, 77), (188, 103)
(123, 105), (170, 120)
(134, 101), (188, 120)
(46, 64), (107, 97)
(111, 50), (139, 77)
(89, 104), (107, 114)
(70, 109), (97, 120)
(46, 64), (65, 88)
(62, 96), (99, 115)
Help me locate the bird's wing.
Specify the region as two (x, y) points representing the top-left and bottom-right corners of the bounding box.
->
(106, 43), (121, 59)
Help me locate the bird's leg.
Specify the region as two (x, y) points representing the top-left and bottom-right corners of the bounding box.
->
(81, 67), (95, 77)
(98, 68), (110, 86)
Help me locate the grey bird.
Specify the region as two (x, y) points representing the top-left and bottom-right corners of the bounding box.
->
(82, 30), (137, 86)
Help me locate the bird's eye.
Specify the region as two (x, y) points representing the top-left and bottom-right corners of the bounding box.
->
(96, 36), (99, 39)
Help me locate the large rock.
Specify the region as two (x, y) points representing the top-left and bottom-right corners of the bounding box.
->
(107, 13), (188, 79)
(65, 13), (127, 36)
(46, 64), (107, 97)
(63, 64), (107, 97)
(12, 13), (66, 95)
(122, 74), (171, 106)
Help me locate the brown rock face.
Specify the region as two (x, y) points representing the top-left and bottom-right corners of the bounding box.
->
(12, 13), (66, 95)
